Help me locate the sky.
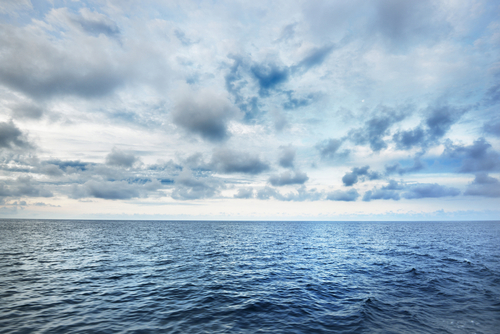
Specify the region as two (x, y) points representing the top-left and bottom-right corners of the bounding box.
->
(0, 0), (499, 220)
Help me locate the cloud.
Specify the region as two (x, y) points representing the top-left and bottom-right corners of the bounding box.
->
(326, 189), (359, 201)
(172, 89), (238, 142)
(278, 144), (296, 168)
(250, 62), (289, 97)
(342, 166), (380, 186)
(443, 138), (500, 173)
(392, 104), (469, 151)
(268, 171), (309, 186)
(0, 22), (126, 99)
(172, 169), (220, 200)
(362, 180), (404, 201)
(105, 147), (138, 168)
(210, 148), (270, 174)
(292, 44), (335, 73)
(68, 8), (120, 38)
(348, 108), (407, 152)
(464, 173), (500, 198)
(0, 121), (31, 149)
(10, 103), (44, 120)
(315, 138), (347, 159)
(401, 183), (460, 199)
(385, 155), (424, 175)
(72, 179), (161, 200)
(484, 120), (500, 137)
(256, 185), (321, 201)
(234, 187), (254, 199)
(0, 176), (53, 198)
(392, 127), (425, 150)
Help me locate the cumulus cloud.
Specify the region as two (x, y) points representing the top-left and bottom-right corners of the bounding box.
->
(72, 179), (161, 200)
(348, 109), (407, 152)
(234, 187), (254, 199)
(362, 180), (404, 201)
(385, 155), (425, 175)
(278, 144), (296, 168)
(443, 138), (500, 173)
(105, 148), (138, 168)
(315, 138), (347, 159)
(0, 176), (52, 198)
(256, 185), (321, 201)
(0, 22), (126, 99)
(268, 171), (309, 186)
(172, 89), (238, 142)
(210, 148), (269, 174)
(342, 166), (380, 186)
(0, 121), (31, 149)
(464, 173), (500, 198)
(326, 189), (359, 201)
(172, 169), (221, 200)
(401, 183), (460, 199)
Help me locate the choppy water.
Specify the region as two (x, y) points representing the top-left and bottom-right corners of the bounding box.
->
(1, 220), (499, 333)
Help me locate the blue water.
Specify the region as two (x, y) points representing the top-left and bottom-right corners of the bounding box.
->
(1, 220), (499, 333)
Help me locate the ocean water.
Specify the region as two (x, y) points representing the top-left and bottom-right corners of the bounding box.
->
(0, 220), (499, 333)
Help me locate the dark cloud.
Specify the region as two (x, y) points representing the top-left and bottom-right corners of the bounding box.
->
(385, 155), (424, 175)
(464, 173), (500, 198)
(372, 0), (450, 48)
(72, 179), (160, 200)
(0, 23), (125, 99)
(392, 127), (425, 150)
(10, 103), (44, 120)
(315, 138), (348, 159)
(224, 56), (263, 123)
(46, 159), (89, 173)
(425, 105), (467, 142)
(234, 187), (254, 199)
(172, 89), (238, 142)
(442, 138), (500, 173)
(342, 166), (380, 186)
(348, 109), (407, 151)
(250, 62), (289, 97)
(210, 148), (269, 175)
(275, 23), (297, 43)
(402, 183), (460, 199)
(484, 83), (500, 105)
(484, 120), (500, 137)
(362, 180), (404, 201)
(172, 170), (220, 200)
(278, 145), (296, 168)
(268, 171), (309, 186)
(0, 176), (53, 198)
(105, 148), (138, 168)
(326, 189), (359, 201)
(0, 121), (31, 149)
(292, 45), (335, 73)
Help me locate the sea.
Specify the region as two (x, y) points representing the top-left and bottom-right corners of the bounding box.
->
(0, 220), (499, 333)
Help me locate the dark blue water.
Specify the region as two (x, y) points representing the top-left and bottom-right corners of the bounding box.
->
(1, 220), (499, 333)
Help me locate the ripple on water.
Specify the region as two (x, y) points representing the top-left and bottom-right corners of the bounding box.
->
(0, 220), (499, 333)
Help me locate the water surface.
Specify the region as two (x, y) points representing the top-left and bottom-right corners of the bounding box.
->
(1, 220), (499, 333)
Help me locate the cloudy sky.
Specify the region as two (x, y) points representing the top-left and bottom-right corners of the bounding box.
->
(0, 0), (499, 220)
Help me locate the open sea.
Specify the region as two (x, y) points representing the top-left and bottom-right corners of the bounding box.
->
(0, 220), (499, 333)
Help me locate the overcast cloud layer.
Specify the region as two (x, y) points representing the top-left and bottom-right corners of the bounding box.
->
(0, 0), (499, 220)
